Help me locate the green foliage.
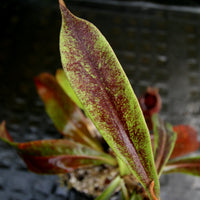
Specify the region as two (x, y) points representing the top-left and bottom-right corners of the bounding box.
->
(0, 0), (200, 199)
(56, 69), (83, 109)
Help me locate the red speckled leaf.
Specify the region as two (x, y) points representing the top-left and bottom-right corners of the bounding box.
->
(0, 121), (116, 174)
(152, 115), (176, 176)
(59, 1), (159, 199)
(170, 125), (199, 159)
(164, 156), (200, 176)
(35, 72), (102, 151)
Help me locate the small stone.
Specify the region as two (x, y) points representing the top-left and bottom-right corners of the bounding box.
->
(33, 178), (55, 196)
(55, 185), (68, 197)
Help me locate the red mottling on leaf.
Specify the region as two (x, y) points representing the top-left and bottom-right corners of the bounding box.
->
(170, 125), (199, 159)
(59, 1), (160, 198)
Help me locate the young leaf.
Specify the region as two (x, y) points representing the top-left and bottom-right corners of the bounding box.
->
(164, 156), (200, 176)
(0, 121), (116, 174)
(170, 125), (199, 159)
(130, 193), (143, 200)
(34, 72), (102, 151)
(117, 156), (131, 177)
(95, 176), (121, 200)
(56, 69), (83, 109)
(120, 179), (130, 200)
(152, 115), (177, 176)
(59, 1), (160, 199)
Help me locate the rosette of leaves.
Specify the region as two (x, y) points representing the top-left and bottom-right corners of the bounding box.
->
(1, 1), (200, 199)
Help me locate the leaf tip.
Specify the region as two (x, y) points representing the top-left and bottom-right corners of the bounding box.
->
(59, 0), (66, 8)
(34, 74), (48, 95)
(0, 120), (13, 142)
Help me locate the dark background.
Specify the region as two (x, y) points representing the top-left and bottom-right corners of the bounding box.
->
(0, 0), (200, 199)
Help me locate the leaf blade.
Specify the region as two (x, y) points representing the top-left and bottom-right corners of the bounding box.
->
(56, 69), (83, 109)
(0, 121), (116, 174)
(59, 1), (159, 199)
(164, 156), (200, 176)
(170, 125), (199, 159)
(35, 72), (102, 151)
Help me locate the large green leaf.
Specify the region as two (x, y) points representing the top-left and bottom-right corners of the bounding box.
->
(59, 1), (159, 199)
(164, 156), (200, 176)
(35, 72), (102, 151)
(0, 121), (116, 174)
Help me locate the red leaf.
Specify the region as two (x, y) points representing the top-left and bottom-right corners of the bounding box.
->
(0, 121), (117, 174)
(20, 154), (108, 174)
(35, 72), (102, 151)
(164, 156), (200, 176)
(170, 125), (199, 159)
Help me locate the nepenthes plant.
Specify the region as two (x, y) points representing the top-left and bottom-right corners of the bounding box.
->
(0, 0), (200, 199)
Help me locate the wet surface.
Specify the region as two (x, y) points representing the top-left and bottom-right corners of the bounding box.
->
(0, 0), (200, 199)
